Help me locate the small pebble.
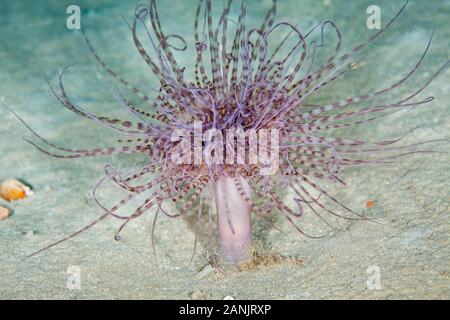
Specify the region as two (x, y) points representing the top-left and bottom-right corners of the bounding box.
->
(196, 264), (215, 279)
(366, 199), (375, 209)
(350, 61), (365, 70)
(0, 179), (33, 201)
(0, 206), (10, 220)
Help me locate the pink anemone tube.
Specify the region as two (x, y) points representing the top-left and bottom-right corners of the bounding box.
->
(10, 0), (449, 264)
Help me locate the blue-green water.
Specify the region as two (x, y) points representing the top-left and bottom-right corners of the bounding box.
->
(0, 0), (449, 299)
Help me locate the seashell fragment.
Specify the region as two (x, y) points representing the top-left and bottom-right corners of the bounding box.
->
(0, 206), (10, 220)
(0, 179), (33, 201)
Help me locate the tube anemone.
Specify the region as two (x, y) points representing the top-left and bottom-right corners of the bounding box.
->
(14, 0), (448, 264)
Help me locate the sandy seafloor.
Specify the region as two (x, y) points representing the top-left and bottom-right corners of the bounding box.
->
(0, 0), (449, 299)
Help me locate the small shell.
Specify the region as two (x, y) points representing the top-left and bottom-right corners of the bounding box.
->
(0, 179), (33, 202)
(0, 206), (10, 220)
